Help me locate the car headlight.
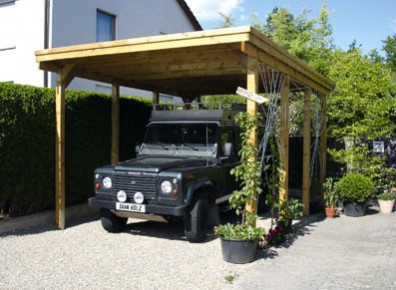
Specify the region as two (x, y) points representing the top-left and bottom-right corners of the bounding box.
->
(160, 180), (172, 194)
(102, 177), (112, 189)
(134, 192), (144, 204)
(117, 190), (127, 202)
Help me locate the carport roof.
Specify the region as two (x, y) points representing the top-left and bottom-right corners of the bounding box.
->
(35, 26), (335, 97)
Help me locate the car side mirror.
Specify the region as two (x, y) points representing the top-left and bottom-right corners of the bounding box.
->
(223, 142), (232, 157)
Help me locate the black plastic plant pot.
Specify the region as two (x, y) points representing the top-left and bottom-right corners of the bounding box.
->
(343, 201), (366, 217)
(220, 238), (258, 264)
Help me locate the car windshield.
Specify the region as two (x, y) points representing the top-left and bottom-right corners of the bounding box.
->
(140, 123), (218, 158)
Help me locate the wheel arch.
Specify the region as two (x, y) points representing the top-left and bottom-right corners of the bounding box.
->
(185, 178), (216, 205)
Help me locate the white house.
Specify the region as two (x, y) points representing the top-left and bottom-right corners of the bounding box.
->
(0, 0), (201, 100)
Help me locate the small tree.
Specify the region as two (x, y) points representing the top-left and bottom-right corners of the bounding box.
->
(229, 112), (263, 225)
(214, 112), (265, 240)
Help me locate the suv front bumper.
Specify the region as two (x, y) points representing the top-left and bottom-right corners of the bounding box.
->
(88, 197), (186, 217)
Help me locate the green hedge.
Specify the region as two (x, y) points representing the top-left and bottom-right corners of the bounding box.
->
(0, 83), (151, 216)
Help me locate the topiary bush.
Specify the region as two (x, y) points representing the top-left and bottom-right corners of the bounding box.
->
(0, 83), (151, 216)
(334, 172), (375, 204)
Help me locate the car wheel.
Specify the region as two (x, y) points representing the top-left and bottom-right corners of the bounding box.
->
(184, 197), (208, 243)
(100, 208), (127, 233)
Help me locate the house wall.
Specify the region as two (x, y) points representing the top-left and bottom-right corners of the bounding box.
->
(0, 0), (197, 100)
(50, 0), (196, 98)
(0, 0), (46, 86)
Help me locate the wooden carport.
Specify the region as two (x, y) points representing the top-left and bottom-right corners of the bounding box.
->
(35, 26), (335, 229)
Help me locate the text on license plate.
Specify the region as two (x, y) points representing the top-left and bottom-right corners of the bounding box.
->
(116, 202), (146, 213)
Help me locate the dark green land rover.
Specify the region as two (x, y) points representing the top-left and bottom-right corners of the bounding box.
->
(89, 107), (241, 242)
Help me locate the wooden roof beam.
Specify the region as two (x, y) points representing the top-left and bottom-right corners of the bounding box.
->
(35, 28), (251, 63)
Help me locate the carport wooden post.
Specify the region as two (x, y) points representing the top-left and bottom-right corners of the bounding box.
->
(279, 76), (290, 204)
(55, 65), (74, 230)
(319, 94), (328, 185)
(111, 84), (120, 165)
(302, 88), (311, 216)
(152, 92), (159, 106)
(245, 56), (259, 224)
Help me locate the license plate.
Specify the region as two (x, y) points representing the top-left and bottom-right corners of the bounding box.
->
(116, 202), (146, 213)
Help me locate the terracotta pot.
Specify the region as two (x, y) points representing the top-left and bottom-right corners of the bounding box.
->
(379, 199), (395, 214)
(325, 207), (337, 218)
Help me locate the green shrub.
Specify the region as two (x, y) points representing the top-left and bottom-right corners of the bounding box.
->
(0, 83), (150, 216)
(377, 192), (396, 201)
(334, 173), (375, 204)
(214, 223), (265, 240)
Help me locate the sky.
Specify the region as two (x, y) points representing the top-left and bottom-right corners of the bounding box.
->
(185, 0), (396, 54)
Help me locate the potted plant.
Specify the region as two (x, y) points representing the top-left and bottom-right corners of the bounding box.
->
(264, 224), (286, 247)
(275, 198), (304, 233)
(334, 172), (375, 217)
(215, 223), (265, 263)
(377, 192), (395, 214)
(214, 112), (265, 264)
(322, 177), (338, 218)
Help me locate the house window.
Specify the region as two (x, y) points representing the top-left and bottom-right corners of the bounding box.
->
(96, 10), (115, 42)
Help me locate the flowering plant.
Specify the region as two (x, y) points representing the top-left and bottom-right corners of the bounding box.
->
(265, 225), (286, 246)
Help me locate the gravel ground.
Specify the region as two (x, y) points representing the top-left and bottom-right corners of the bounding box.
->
(0, 215), (276, 290)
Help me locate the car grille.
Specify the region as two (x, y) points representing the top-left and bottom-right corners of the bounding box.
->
(112, 174), (157, 202)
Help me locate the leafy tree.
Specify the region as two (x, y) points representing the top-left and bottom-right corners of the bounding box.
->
(210, 2), (396, 178)
(347, 39), (361, 52)
(327, 49), (396, 140)
(368, 49), (385, 64)
(253, 2), (334, 75)
(383, 34), (396, 73)
(217, 12), (236, 28)
(327, 48), (396, 172)
(252, 7), (297, 50)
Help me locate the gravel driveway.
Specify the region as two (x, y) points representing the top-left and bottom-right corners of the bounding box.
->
(0, 216), (269, 290)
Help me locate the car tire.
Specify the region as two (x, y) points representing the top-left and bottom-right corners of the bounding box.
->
(100, 208), (127, 233)
(184, 197), (208, 243)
